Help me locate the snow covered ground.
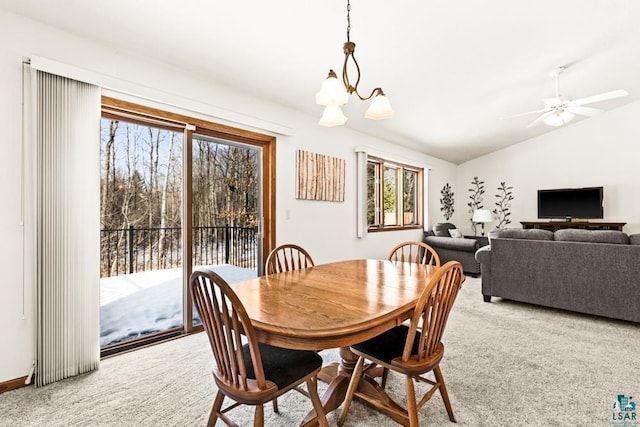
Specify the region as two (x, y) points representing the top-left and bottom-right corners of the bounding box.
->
(100, 264), (257, 347)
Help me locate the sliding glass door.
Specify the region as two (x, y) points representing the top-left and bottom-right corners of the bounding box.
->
(98, 98), (274, 355)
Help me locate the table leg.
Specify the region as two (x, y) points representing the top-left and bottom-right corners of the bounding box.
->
(301, 347), (355, 426)
(301, 347), (393, 426)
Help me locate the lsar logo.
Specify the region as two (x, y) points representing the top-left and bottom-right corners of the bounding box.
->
(612, 394), (638, 426)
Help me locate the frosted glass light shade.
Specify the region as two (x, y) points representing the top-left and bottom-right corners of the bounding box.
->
(315, 72), (349, 106)
(365, 93), (394, 120)
(319, 105), (348, 127)
(472, 209), (494, 223)
(544, 110), (574, 127)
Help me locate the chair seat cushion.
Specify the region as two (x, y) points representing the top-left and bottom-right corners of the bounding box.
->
(352, 325), (420, 364)
(243, 342), (323, 390)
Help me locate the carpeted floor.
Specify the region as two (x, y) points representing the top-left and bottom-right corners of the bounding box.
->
(1, 276), (639, 426)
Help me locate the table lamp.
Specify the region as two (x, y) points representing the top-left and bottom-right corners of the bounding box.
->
(472, 209), (494, 236)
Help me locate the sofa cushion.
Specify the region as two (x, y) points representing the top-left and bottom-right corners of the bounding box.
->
(554, 229), (629, 245)
(489, 228), (554, 241)
(630, 234), (640, 245)
(433, 222), (456, 237)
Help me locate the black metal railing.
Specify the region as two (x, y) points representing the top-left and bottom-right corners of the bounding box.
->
(100, 225), (258, 277)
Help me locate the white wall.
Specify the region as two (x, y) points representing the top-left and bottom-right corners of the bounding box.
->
(456, 100), (640, 235)
(0, 10), (456, 383)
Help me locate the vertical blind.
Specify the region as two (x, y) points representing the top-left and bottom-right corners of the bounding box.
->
(33, 70), (101, 387)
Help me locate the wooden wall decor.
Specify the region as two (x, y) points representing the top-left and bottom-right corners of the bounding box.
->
(296, 150), (345, 202)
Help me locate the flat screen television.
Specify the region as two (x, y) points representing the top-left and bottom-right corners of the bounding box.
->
(537, 187), (603, 220)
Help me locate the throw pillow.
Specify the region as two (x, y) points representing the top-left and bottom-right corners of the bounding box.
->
(433, 222), (456, 237)
(448, 228), (463, 238)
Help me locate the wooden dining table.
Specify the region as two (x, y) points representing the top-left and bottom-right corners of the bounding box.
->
(229, 258), (442, 425)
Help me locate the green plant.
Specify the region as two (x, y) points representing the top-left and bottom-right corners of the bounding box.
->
(467, 177), (485, 235)
(440, 183), (454, 220)
(493, 181), (514, 229)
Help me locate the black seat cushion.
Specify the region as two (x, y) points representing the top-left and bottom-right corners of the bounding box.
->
(243, 342), (323, 390)
(352, 325), (421, 364)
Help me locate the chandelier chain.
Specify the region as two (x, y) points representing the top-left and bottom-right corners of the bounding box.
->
(346, 0), (351, 42)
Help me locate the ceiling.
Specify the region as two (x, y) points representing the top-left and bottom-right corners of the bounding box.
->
(3, 0), (640, 164)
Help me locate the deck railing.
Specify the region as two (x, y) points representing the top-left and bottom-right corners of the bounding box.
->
(100, 225), (258, 277)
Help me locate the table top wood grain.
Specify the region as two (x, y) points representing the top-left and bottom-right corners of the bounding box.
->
(230, 259), (438, 351)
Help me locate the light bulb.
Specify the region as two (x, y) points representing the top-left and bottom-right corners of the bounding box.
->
(315, 70), (349, 107)
(319, 105), (348, 127)
(365, 92), (394, 120)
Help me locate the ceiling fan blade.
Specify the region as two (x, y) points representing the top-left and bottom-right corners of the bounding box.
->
(570, 89), (628, 106)
(566, 106), (603, 117)
(510, 107), (550, 118)
(526, 111), (554, 128)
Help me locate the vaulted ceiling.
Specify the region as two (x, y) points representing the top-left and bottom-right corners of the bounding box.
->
(2, 0), (640, 163)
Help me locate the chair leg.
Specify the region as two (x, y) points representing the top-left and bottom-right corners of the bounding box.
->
(306, 376), (328, 427)
(253, 404), (264, 427)
(434, 365), (456, 422)
(337, 356), (365, 427)
(208, 391), (225, 427)
(381, 367), (389, 389)
(406, 376), (419, 427)
(272, 398), (279, 414)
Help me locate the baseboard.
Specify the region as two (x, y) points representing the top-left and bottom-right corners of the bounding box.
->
(0, 376), (30, 394)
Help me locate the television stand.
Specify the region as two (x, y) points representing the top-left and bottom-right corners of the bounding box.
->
(520, 221), (625, 232)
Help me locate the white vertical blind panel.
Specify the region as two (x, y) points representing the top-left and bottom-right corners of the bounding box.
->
(35, 71), (100, 387)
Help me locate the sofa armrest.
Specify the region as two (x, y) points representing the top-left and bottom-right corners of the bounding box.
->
(475, 245), (492, 302)
(423, 235), (479, 252)
(475, 245), (491, 264)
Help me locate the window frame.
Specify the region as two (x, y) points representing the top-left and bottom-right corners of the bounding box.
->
(366, 155), (424, 232)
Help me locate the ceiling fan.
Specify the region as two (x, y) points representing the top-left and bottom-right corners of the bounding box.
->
(515, 66), (628, 128)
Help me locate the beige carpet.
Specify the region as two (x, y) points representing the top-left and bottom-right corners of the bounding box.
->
(1, 277), (639, 426)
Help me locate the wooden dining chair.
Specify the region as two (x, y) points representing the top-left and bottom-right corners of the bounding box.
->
(338, 261), (464, 427)
(190, 269), (328, 427)
(380, 240), (442, 387)
(387, 241), (441, 267)
(265, 243), (315, 274)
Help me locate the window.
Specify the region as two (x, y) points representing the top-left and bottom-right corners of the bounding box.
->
(367, 156), (423, 231)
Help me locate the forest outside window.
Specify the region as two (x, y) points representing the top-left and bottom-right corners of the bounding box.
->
(367, 157), (423, 231)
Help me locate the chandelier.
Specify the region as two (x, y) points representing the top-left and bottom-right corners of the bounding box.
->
(315, 0), (394, 127)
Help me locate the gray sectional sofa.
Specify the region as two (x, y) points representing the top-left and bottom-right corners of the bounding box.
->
(475, 228), (640, 323)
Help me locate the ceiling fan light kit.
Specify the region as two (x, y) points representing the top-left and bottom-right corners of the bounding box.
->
(543, 110), (575, 127)
(517, 65), (628, 128)
(316, 0), (394, 127)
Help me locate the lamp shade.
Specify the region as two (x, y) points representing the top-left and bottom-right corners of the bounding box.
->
(316, 71), (349, 107)
(544, 110), (574, 127)
(472, 209), (494, 223)
(365, 92), (394, 120)
(319, 105), (348, 127)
